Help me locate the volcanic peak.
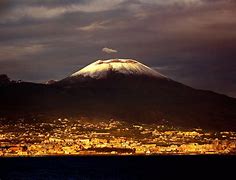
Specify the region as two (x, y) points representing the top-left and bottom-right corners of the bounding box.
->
(71, 59), (167, 79)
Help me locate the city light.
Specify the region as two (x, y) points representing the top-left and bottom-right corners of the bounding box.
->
(1, 118), (236, 156)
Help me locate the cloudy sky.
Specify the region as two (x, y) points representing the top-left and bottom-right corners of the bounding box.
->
(0, 0), (235, 97)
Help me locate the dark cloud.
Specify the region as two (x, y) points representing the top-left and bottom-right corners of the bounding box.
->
(0, 0), (11, 14)
(0, 0), (235, 97)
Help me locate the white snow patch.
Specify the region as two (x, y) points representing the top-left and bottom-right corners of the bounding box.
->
(71, 59), (168, 79)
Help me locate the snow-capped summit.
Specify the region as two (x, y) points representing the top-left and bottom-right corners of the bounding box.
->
(70, 59), (167, 79)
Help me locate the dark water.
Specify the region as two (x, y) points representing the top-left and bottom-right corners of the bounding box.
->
(0, 156), (235, 179)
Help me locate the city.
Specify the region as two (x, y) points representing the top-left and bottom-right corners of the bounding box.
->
(1, 118), (236, 156)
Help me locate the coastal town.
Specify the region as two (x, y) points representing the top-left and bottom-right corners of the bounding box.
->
(0, 118), (236, 156)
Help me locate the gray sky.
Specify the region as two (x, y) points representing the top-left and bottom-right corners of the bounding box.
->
(0, 0), (236, 97)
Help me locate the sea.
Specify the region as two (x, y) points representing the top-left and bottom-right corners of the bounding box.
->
(0, 156), (235, 179)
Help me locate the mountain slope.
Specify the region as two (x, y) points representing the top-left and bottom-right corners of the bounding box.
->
(53, 59), (236, 130)
(0, 59), (236, 131)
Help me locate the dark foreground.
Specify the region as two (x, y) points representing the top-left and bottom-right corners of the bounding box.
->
(0, 156), (235, 179)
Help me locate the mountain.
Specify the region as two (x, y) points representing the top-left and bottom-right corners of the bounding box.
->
(0, 59), (236, 130)
(56, 59), (169, 87)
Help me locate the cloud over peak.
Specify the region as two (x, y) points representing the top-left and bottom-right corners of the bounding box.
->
(102, 47), (118, 54)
